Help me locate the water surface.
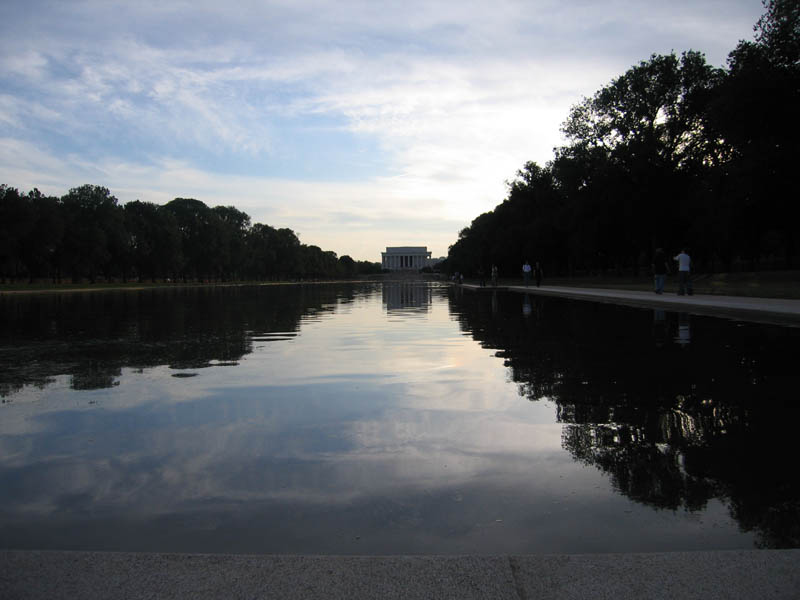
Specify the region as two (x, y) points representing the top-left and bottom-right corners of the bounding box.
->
(1, 282), (798, 554)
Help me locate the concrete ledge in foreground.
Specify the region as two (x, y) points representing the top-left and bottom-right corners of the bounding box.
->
(2, 549), (800, 599)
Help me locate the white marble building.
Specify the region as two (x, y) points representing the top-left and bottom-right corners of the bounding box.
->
(381, 246), (432, 270)
(382, 282), (432, 312)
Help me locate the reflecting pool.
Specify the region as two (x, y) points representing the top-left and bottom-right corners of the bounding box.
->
(1, 282), (799, 554)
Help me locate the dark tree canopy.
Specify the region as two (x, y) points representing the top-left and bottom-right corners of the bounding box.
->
(0, 188), (380, 284)
(446, 1), (799, 278)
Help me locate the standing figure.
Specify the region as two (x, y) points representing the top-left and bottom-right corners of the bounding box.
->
(673, 248), (692, 296)
(533, 262), (543, 287)
(522, 261), (532, 286)
(652, 248), (669, 294)
(478, 266), (486, 287)
(491, 264), (498, 287)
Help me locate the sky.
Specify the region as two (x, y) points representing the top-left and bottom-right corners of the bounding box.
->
(0, 0), (765, 261)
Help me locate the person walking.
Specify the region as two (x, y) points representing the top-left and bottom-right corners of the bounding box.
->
(652, 248), (669, 294)
(533, 262), (543, 287)
(491, 264), (498, 287)
(522, 261), (532, 287)
(673, 248), (692, 296)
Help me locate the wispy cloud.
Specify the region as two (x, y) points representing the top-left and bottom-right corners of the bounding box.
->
(0, 0), (764, 259)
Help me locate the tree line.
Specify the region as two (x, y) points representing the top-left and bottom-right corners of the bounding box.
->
(446, 0), (799, 278)
(0, 185), (382, 284)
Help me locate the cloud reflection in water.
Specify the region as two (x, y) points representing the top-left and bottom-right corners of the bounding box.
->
(2, 283), (797, 553)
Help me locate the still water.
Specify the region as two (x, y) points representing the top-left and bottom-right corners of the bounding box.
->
(1, 282), (798, 554)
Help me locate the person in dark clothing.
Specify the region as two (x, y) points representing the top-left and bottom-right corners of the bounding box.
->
(652, 248), (669, 294)
(533, 262), (543, 287)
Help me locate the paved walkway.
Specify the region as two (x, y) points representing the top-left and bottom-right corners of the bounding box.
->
(3, 549), (800, 599)
(461, 284), (800, 326)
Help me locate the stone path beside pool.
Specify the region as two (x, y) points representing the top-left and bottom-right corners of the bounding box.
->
(461, 283), (800, 326)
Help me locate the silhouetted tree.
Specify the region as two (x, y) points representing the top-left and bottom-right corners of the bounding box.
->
(124, 201), (181, 282)
(447, 1), (799, 276)
(702, 0), (800, 268)
(213, 205), (251, 281)
(338, 255), (357, 278)
(163, 198), (220, 282)
(20, 189), (63, 282)
(245, 223), (279, 280)
(273, 228), (302, 279)
(0, 186), (35, 282)
(59, 185), (126, 283)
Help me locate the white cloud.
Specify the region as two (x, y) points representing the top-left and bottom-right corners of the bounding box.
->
(0, 141), (460, 257)
(0, 0), (765, 259)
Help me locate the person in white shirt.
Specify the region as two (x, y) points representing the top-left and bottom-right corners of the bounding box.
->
(673, 249), (693, 296)
(522, 261), (532, 286)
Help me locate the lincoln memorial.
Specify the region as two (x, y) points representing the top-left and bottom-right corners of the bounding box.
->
(381, 246), (432, 270)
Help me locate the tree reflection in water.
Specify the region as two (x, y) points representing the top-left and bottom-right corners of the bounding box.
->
(449, 288), (800, 548)
(0, 284), (366, 399)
